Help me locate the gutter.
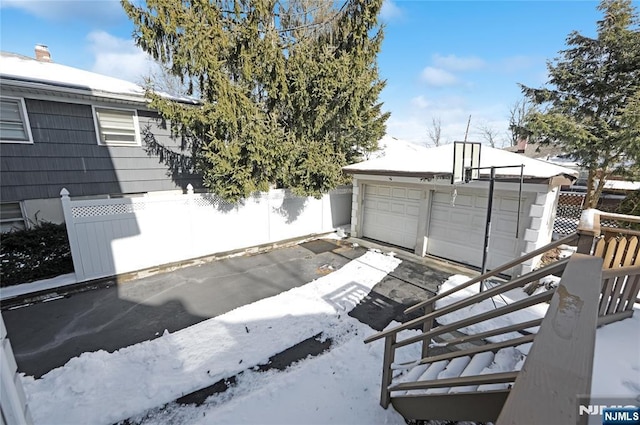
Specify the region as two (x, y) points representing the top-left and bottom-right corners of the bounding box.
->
(0, 75), (199, 106)
(343, 168), (576, 185)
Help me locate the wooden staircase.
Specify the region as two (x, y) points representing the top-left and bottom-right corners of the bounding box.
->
(365, 212), (640, 424)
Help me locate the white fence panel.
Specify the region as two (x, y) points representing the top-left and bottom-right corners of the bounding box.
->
(0, 314), (33, 425)
(61, 186), (352, 282)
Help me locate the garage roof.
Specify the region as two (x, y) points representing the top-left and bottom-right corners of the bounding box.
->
(344, 141), (579, 181)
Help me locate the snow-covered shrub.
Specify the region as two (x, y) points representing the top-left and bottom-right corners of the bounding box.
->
(1, 222), (73, 287)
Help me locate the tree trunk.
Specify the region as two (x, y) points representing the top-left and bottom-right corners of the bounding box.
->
(585, 168), (609, 209)
(585, 168), (596, 209)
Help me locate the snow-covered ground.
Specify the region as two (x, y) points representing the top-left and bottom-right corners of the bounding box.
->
(22, 250), (414, 425)
(0, 273), (77, 301)
(19, 252), (639, 424)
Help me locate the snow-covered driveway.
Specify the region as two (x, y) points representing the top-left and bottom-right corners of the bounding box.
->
(22, 250), (409, 425)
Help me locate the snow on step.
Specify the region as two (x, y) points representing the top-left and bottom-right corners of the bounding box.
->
(391, 363), (430, 396)
(477, 347), (523, 391)
(426, 356), (472, 394)
(449, 351), (495, 393)
(405, 360), (448, 395)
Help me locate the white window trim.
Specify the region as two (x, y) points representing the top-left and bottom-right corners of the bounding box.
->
(0, 201), (28, 232)
(0, 96), (34, 144)
(92, 105), (142, 147)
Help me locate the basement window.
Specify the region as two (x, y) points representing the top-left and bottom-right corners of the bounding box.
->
(0, 202), (27, 233)
(0, 97), (33, 143)
(93, 106), (141, 146)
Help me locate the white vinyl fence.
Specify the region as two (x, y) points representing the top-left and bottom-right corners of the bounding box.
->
(61, 186), (352, 282)
(0, 314), (33, 425)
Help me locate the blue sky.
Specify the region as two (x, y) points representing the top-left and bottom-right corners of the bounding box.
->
(0, 0), (617, 146)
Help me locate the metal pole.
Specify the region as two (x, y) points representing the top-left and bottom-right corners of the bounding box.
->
(516, 165), (524, 238)
(480, 167), (496, 292)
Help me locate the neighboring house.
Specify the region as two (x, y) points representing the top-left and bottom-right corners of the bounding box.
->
(343, 140), (578, 275)
(0, 47), (200, 232)
(505, 140), (639, 201)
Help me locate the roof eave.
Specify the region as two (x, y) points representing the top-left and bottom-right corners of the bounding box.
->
(0, 75), (199, 106)
(343, 168), (577, 185)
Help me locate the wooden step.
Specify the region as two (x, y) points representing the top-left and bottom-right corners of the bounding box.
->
(477, 347), (522, 391)
(391, 390), (511, 423)
(449, 351), (495, 393)
(426, 356), (471, 394)
(404, 360), (447, 395)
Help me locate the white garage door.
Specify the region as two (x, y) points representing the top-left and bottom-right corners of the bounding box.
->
(427, 188), (533, 271)
(362, 184), (421, 250)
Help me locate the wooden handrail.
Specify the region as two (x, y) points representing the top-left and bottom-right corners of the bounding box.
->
(418, 335), (535, 366)
(404, 233), (579, 315)
(389, 371), (519, 392)
(497, 254), (603, 425)
(393, 291), (554, 349)
(427, 318), (543, 349)
(598, 211), (640, 224)
(602, 264), (640, 279)
(365, 259), (568, 344)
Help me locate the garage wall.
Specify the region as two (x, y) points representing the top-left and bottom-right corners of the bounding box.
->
(520, 186), (561, 274)
(351, 175), (558, 276)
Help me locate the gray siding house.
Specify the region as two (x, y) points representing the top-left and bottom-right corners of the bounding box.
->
(0, 48), (200, 232)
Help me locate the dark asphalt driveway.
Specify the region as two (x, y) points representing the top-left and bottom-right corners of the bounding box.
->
(1, 237), (473, 379)
(1, 239), (360, 378)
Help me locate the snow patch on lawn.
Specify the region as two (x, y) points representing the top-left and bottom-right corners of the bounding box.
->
(132, 321), (420, 425)
(22, 251), (401, 425)
(591, 305), (640, 397)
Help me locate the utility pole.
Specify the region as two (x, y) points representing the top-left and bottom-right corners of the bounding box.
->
(463, 115), (471, 142)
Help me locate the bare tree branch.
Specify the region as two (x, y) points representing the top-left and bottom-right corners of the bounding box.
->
(476, 123), (502, 148)
(426, 116), (442, 147)
(508, 98), (535, 146)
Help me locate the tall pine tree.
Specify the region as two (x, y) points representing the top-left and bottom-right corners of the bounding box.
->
(122, 0), (388, 202)
(521, 0), (640, 208)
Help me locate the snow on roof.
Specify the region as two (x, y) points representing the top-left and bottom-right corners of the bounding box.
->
(0, 51), (197, 104)
(345, 140), (579, 180)
(368, 134), (431, 159)
(602, 180), (640, 191)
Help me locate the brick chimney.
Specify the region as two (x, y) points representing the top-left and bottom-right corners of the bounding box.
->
(516, 138), (528, 154)
(35, 44), (52, 62)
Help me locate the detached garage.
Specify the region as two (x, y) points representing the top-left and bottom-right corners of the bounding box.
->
(343, 142), (578, 276)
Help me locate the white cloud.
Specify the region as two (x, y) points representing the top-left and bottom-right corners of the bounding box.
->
(385, 94), (513, 146)
(500, 55), (535, 73)
(433, 54), (486, 72)
(410, 95), (430, 109)
(421, 67), (457, 87)
(1, 0), (123, 24)
(380, 0), (403, 21)
(87, 31), (158, 85)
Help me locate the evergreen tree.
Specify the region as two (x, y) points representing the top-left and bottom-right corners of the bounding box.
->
(521, 0), (640, 208)
(122, 0), (388, 202)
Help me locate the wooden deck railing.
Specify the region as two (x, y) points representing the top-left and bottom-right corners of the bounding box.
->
(365, 255), (571, 409)
(497, 254), (603, 425)
(366, 218), (639, 421)
(583, 210), (640, 315)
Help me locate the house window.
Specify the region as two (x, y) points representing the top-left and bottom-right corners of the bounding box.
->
(93, 106), (141, 146)
(0, 97), (33, 143)
(0, 202), (27, 233)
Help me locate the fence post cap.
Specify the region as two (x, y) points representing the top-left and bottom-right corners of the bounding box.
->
(577, 208), (601, 236)
(187, 184), (194, 194)
(60, 188), (70, 197)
